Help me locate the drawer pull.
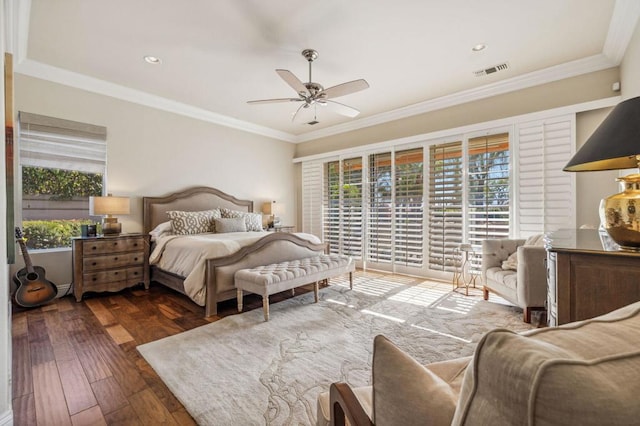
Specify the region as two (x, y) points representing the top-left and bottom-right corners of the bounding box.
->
(92, 262), (97, 266)
(91, 246), (97, 250)
(114, 272), (119, 275)
(134, 257), (138, 262)
(133, 243), (138, 247)
(114, 257), (118, 261)
(92, 278), (97, 281)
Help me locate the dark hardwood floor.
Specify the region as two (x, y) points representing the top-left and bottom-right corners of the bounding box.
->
(11, 282), (313, 425)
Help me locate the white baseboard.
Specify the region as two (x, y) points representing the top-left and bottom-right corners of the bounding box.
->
(0, 409), (13, 426)
(55, 283), (72, 299)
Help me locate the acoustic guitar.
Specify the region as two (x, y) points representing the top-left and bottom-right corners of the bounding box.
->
(13, 227), (58, 308)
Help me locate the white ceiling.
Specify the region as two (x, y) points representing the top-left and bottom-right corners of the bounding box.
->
(11, 0), (640, 142)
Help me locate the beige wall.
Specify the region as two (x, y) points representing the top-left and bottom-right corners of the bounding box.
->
(621, 17), (640, 99)
(295, 68), (620, 158)
(13, 74), (298, 285)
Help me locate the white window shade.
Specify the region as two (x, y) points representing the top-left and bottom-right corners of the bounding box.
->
(428, 141), (463, 272)
(301, 161), (323, 238)
(394, 148), (424, 267)
(18, 112), (107, 174)
(516, 116), (575, 235)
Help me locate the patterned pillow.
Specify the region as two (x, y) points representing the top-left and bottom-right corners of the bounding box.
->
(220, 208), (245, 219)
(214, 217), (247, 233)
(167, 209), (219, 235)
(244, 213), (264, 232)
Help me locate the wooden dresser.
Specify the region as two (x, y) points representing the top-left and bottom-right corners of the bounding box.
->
(546, 229), (640, 326)
(72, 233), (150, 302)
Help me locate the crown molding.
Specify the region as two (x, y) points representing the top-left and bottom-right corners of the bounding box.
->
(14, 59), (298, 143)
(296, 54), (616, 143)
(603, 0), (640, 64)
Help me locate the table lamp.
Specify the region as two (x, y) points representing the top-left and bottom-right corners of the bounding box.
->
(563, 96), (640, 250)
(262, 201), (274, 229)
(89, 194), (130, 235)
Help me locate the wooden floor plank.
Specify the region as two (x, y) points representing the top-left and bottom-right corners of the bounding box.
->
(32, 360), (72, 426)
(70, 405), (107, 426)
(90, 376), (129, 416)
(103, 404), (143, 426)
(11, 333), (32, 397)
(12, 393), (36, 426)
(104, 324), (134, 345)
(85, 298), (118, 327)
(57, 358), (98, 415)
(128, 388), (178, 425)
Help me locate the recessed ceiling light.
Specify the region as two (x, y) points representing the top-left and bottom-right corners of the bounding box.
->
(144, 55), (162, 64)
(472, 44), (487, 52)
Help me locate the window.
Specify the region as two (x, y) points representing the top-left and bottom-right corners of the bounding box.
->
(467, 133), (510, 247)
(324, 158), (363, 257)
(428, 141), (463, 272)
(18, 112), (107, 249)
(300, 112), (575, 280)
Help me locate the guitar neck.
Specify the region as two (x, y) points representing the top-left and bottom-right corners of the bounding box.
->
(17, 239), (35, 274)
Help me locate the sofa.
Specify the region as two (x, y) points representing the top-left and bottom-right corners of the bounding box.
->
(317, 300), (640, 426)
(481, 236), (547, 323)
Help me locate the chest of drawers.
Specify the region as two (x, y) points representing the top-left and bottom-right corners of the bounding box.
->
(72, 234), (150, 301)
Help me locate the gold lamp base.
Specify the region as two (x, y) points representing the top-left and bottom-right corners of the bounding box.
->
(102, 217), (122, 235)
(600, 173), (640, 251)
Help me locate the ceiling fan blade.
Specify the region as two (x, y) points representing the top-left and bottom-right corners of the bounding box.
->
(291, 103), (309, 122)
(325, 100), (360, 118)
(247, 98), (301, 104)
(276, 69), (309, 96)
(321, 79), (369, 99)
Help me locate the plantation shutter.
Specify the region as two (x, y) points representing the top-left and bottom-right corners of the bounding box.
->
(367, 152), (393, 264)
(342, 157), (363, 258)
(18, 112), (107, 174)
(394, 148), (424, 267)
(324, 161), (340, 254)
(467, 133), (510, 246)
(516, 116), (575, 235)
(301, 161), (323, 238)
(428, 142), (463, 272)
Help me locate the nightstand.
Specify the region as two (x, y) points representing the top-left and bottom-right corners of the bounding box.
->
(72, 233), (150, 302)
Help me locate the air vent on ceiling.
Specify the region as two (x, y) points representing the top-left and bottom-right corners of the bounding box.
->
(307, 120), (320, 125)
(474, 62), (509, 77)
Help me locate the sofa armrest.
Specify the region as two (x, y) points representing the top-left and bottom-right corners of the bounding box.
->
(516, 245), (548, 306)
(329, 383), (373, 426)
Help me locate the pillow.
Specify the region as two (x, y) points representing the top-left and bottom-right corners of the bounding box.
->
(244, 212), (264, 232)
(501, 234), (544, 270)
(220, 208), (245, 219)
(149, 221), (173, 241)
(502, 251), (518, 271)
(372, 335), (457, 426)
(214, 217), (247, 233)
(167, 209), (218, 235)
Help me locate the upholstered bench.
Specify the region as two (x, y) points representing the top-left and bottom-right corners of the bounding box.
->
(234, 254), (355, 321)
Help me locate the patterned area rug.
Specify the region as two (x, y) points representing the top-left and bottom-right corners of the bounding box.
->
(137, 273), (532, 425)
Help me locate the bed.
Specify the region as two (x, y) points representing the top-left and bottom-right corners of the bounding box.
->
(143, 186), (326, 317)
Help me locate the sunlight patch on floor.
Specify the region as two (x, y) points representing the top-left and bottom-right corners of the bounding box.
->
(410, 324), (472, 343)
(340, 278), (405, 297)
(360, 309), (406, 323)
(432, 292), (480, 315)
(388, 285), (450, 307)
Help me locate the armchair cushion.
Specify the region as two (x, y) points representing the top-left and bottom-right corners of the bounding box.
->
(453, 301), (640, 426)
(372, 335), (457, 426)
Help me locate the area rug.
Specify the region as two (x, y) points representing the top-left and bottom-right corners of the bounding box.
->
(137, 275), (533, 425)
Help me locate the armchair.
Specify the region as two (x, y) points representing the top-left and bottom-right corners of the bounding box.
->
(481, 237), (547, 322)
(318, 301), (640, 426)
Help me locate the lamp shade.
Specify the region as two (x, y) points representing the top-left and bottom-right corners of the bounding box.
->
(89, 195), (130, 216)
(262, 201), (273, 215)
(564, 96), (640, 172)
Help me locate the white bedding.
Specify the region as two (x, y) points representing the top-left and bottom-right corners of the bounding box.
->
(149, 232), (321, 305)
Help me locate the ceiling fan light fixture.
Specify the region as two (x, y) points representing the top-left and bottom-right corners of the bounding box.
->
(472, 43), (487, 52)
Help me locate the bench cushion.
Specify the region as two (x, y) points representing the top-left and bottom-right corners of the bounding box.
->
(235, 254), (354, 297)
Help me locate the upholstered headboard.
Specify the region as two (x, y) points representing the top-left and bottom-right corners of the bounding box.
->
(142, 186), (253, 234)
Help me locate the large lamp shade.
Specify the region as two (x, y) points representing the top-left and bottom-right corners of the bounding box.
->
(89, 195), (130, 235)
(563, 96), (640, 250)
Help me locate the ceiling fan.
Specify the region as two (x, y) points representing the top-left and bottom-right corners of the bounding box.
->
(247, 49), (369, 124)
